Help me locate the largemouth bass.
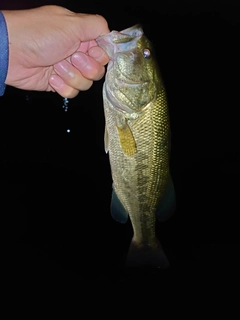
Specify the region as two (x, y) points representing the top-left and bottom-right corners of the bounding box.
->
(97, 25), (176, 268)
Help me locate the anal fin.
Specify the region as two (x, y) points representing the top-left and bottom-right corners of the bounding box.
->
(156, 176), (176, 222)
(111, 189), (129, 223)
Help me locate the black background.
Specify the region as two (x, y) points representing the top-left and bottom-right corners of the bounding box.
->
(1, 1), (240, 289)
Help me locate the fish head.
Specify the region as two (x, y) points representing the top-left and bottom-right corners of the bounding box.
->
(97, 25), (161, 114)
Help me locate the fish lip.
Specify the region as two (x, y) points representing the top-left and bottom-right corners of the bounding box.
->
(117, 24), (143, 37)
(112, 24), (143, 43)
(97, 24), (143, 43)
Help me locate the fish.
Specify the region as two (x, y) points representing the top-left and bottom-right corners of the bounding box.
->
(96, 24), (176, 268)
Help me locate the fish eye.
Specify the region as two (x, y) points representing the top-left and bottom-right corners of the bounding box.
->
(143, 48), (151, 58)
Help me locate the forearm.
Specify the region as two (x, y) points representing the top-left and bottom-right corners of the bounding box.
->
(0, 11), (9, 96)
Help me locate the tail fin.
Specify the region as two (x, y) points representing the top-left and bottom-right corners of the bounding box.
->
(125, 239), (170, 269)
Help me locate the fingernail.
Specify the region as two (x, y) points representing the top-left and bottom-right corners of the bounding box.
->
(54, 61), (74, 78)
(71, 52), (88, 69)
(49, 75), (64, 89)
(88, 46), (104, 60)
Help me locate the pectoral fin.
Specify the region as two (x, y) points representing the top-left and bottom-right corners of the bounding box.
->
(111, 189), (129, 223)
(156, 176), (176, 222)
(117, 122), (136, 156)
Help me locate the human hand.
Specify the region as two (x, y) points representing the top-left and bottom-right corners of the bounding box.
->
(2, 5), (110, 98)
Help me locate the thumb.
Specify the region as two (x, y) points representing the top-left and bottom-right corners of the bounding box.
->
(74, 13), (110, 41)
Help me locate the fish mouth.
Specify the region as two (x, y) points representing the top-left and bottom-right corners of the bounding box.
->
(98, 25), (152, 114)
(96, 24), (143, 58)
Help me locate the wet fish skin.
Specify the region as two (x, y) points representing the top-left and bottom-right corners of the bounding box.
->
(97, 25), (176, 268)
